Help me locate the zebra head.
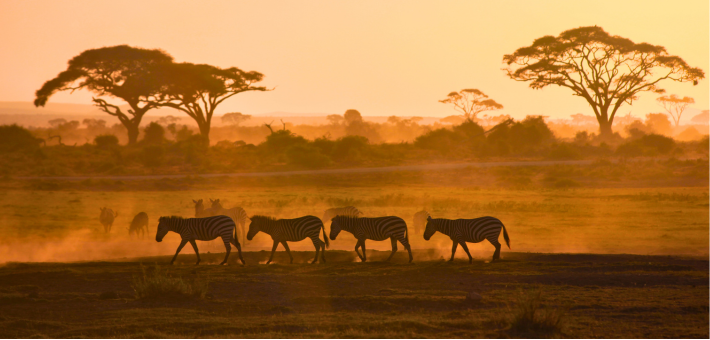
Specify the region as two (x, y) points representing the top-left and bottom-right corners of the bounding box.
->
(423, 216), (437, 240)
(193, 199), (204, 217)
(156, 216), (174, 242)
(329, 216), (343, 240)
(210, 199), (223, 209)
(247, 215), (271, 240)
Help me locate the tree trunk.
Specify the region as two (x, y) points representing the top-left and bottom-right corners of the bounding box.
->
(126, 124), (140, 145)
(598, 120), (613, 138)
(198, 121), (211, 145)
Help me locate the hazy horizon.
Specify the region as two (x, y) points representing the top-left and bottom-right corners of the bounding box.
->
(1, 0), (707, 122)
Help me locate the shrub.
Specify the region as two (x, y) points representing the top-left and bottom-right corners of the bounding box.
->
(132, 264), (209, 299)
(332, 135), (369, 163)
(142, 122), (166, 144)
(0, 124), (41, 153)
(617, 133), (675, 157)
(140, 145), (165, 167)
(508, 291), (566, 336)
(285, 144), (331, 168)
(94, 134), (119, 148)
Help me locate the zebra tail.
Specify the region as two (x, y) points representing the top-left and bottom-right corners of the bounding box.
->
(502, 224), (510, 249)
(322, 223), (330, 248)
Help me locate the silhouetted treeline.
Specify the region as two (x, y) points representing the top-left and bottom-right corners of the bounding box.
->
(0, 114), (707, 176)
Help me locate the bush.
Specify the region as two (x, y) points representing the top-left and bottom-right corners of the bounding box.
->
(140, 145), (165, 167)
(332, 135), (369, 163)
(508, 291), (566, 335)
(286, 144), (331, 168)
(617, 133), (675, 157)
(132, 264), (209, 299)
(0, 124), (41, 153)
(142, 122), (166, 144)
(94, 134), (119, 148)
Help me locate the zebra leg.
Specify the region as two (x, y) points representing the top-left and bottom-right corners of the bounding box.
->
(220, 241), (231, 265)
(189, 240), (201, 265)
(354, 240), (365, 262)
(308, 238), (320, 264)
(385, 237), (398, 262)
(459, 242), (473, 264)
(488, 236), (502, 261)
(361, 240), (368, 262)
(266, 240), (279, 264)
(281, 241), (294, 264)
(231, 238), (245, 265)
(400, 239), (413, 263)
(449, 241), (458, 262)
(170, 239), (189, 265)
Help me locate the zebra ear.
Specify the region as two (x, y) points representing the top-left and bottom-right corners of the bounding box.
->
(192, 199), (197, 204)
(427, 216), (432, 221)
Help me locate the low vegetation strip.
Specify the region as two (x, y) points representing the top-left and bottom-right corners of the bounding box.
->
(0, 252), (706, 338)
(15, 159), (595, 181)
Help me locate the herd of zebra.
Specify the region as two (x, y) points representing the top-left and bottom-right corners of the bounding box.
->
(103, 201), (511, 265)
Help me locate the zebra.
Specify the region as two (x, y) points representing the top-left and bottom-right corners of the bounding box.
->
(247, 215), (328, 264)
(329, 216), (413, 263)
(209, 199), (249, 243)
(412, 210), (430, 235)
(322, 206), (363, 222)
(155, 215), (245, 266)
(128, 212), (149, 238)
(423, 216), (510, 263)
(99, 207), (117, 233)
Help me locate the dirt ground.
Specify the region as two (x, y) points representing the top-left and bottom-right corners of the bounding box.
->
(0, 250), (707, 338)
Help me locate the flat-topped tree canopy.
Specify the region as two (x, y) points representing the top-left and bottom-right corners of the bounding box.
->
(34, 45), (174, 144)
(503, 26), (705, 137)
(158, 62), (269, 142)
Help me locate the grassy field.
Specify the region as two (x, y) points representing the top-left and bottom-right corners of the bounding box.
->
(0, 184), (707, 262)
(0, 164), (707, 337)
(0, 251), (707, 338)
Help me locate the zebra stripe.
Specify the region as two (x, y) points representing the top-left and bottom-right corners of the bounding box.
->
(209, 199), (249, 243)
(247, 215), (328, 264)
(322, 206), (363, 222)
(423, 216), (510, 262)
(156, 215), (245, 265)
(329, 216), (413, 263)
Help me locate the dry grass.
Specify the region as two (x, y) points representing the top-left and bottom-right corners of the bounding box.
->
(132, 264), (209, 300)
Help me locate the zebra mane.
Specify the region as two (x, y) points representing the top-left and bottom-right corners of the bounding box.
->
(159, 216), (184, 223)
(250, 215), (276, 222)
(332, 215), (360, 221)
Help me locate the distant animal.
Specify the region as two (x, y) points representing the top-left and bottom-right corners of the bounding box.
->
(423, 216), (510, 263)
(156, 215), (245, 266)
(128, 212), (149, 238)
(99, 207), (118, 233)
(322, 206), (363, 222)
(329, 216), (412, 263)
(247, 215), (328, 264)
(412, 210), (430, 234)
(208, 199), (249, 244)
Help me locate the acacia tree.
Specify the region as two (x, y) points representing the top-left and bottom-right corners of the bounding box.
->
(503, 26), (705, 137)
(439, 88), (503, 121)
(221, 112), (252, 126)
(159, 62), (268, 142)
(34, 45), (174, 144)
(657, 94), (695, 127)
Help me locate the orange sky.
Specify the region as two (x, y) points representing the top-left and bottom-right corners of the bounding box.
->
(0, 0), (707, 121)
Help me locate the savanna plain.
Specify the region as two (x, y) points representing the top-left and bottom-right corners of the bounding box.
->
(0, 164), (708, 338)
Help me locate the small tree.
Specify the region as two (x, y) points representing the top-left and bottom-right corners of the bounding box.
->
(221, 112), (252, 126)
(503, 26), (705, 137)
(657, 95), (694, 127)
(439, 88), (503, 121)
(34, 45), (175, 144)
(142, 122), (166, 144)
